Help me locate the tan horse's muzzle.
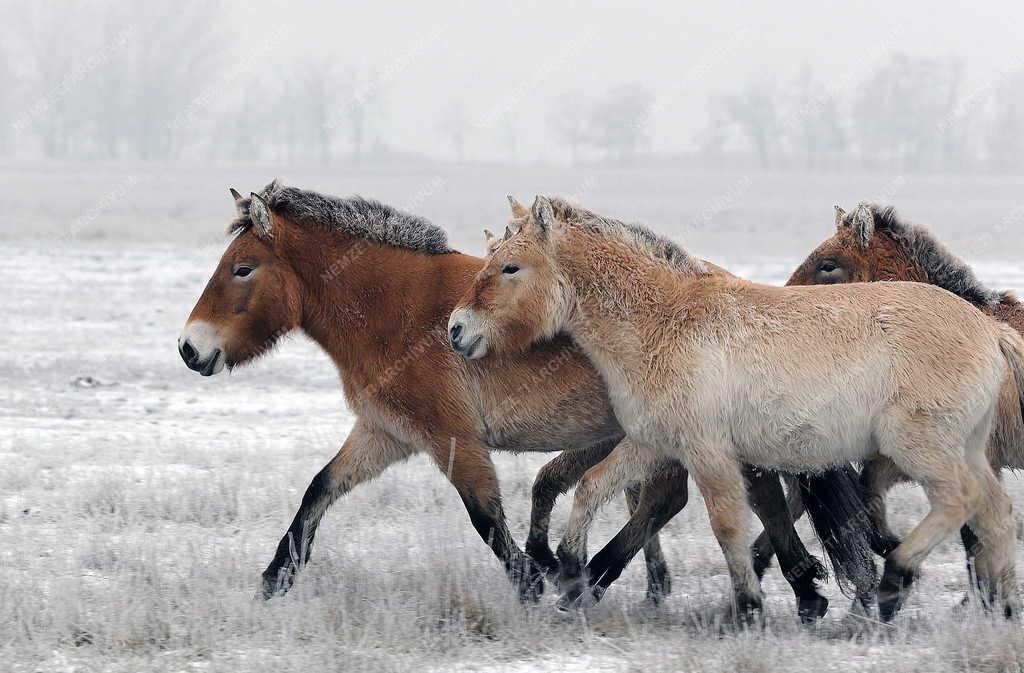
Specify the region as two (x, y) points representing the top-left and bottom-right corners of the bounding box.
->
(448, 307), (489, 359)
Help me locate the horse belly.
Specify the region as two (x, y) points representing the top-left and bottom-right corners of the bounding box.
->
(726, 380), (886, 472)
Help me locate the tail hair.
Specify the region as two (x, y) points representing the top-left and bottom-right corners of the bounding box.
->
(997, 323), (1024, 424)
(798, 467), (880, 597)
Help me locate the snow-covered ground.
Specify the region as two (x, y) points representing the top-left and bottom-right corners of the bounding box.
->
(3, 163), (1024, 672)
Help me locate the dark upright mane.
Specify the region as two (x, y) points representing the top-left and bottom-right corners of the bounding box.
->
(229, 179), (453, 255)
(545, 197), (708, 276)
(844, 202), (1012, 307)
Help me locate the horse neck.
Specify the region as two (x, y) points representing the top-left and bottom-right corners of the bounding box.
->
(280, 226), (472, 375)
(556, 235), (694, 383)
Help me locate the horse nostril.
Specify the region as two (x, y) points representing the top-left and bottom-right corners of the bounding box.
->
(449, 323), (463, 345)
(180, 340), (197, 365)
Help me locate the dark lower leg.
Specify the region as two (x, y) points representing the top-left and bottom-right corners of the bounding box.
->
(624, 484), (672, 601)
(260, 465), (333, 599)
(859, 461), (903, 557)
(751, 474), (806, 579)
(745, 469), (829, 622)
(585, 462), (689, 598)
(526, 443), (616, 574)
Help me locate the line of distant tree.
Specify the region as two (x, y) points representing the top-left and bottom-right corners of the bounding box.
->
(2, 2), (1022, 173)
(690, 58), (1024, 173)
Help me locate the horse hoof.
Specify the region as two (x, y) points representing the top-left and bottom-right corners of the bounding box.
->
(646, 565), (672, 601)
(732, 593), (764, 627)
(797, 593), (829, 624)
(512, 560), (546, 603)
(257, 572), (288, 601)
(878, 560), (917, 622)
(525, 541), (561, 577)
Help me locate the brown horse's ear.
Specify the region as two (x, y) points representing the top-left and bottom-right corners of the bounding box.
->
(851, 203), (874, 248)
(230, 188), (245, 217)
(507, 195), (528, 218)
(834, 205), (846, 229)
(531, 196), (555, 235)
(249, 192), (274, 238)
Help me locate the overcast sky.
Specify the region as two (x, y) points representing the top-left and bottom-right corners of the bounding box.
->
(224, 0), (1023, 160)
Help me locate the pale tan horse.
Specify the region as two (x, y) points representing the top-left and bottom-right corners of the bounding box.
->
(449, 196), (1024, 621)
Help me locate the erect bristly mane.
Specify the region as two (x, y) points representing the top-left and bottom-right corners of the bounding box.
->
(544, 197), (709, 276)
(843, 202), (1012, 308)
(228, 179), (453, 255)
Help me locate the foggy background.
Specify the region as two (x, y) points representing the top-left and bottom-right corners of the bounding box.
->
(5, 3), (1024, 671)
(3, 0), (1024, 265)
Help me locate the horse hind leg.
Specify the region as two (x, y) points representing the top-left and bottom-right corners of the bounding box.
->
(745, 468), (829, 623)
(749, 472), (805, 580)
(964, 451), (1020, 617)
(876, 421), (985, 621)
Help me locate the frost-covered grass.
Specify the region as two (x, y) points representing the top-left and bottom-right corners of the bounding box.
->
(3, 163), (1024, 672)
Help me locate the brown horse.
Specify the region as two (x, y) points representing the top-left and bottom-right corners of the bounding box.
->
(752, 202), (1024, 607)
(177, 181), (846, 616)
(449, 195), (1023, 620)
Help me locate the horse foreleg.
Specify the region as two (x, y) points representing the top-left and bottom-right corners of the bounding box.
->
(433, 438), (544, 602)
(692, 453), (764, 622)
(744, 468), (829, 623)
(555, 440), (659, 609)
(584, 460), (688, 604)
(526, 441), (618, 575)
(259, 421), (413, 600)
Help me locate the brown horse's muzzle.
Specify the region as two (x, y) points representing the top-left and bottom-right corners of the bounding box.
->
(178, 320), (227, 376)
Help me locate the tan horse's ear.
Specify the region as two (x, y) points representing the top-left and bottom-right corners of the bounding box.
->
(531, 196), (555, 234)
(249, 192), (274, 238)
(503, 224), (515, 240)
(507, 195), (528, 218)
(834, 205), (846, 228)
(484, 229), (500, 254)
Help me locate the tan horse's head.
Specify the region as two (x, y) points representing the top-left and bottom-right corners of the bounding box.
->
(178, 188), (303, 376)
(786, 203), (926, 287)
(449, 196), (574, 359)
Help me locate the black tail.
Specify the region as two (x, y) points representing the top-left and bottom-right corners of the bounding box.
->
(798, 466), (880, 597)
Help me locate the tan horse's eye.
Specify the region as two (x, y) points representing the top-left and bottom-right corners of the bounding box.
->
(501, 264), (520, 276)
(234, 266), (254, 278)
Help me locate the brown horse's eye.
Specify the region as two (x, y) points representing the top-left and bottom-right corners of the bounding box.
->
(818, 259), (839, 273)
(234, 266), (254, 277)
(501, 264), (520, 276)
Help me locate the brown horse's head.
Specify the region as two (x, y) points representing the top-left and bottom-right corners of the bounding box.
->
(178, 188), (303, 376)
(786, 203), (926, 287)
(448, 196), (573, 359)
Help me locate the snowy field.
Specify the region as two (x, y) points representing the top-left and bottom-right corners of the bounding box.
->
(3, 162), (1024, 672)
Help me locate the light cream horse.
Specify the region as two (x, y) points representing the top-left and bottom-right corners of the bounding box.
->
(448, 196), (1024, 621)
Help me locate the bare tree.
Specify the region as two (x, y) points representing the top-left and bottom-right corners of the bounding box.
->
(292, 58), (348, 165)
(588, 83), (655, 163)
(547, 91), (589, 164)
(717, 80), (780, 170)
(439, 102), (468, 162)
(786, 65), (846, 171)
(988, 71), (1024, 173)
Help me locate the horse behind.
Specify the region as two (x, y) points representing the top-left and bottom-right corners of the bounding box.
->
(449, 195), (1024, 621)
